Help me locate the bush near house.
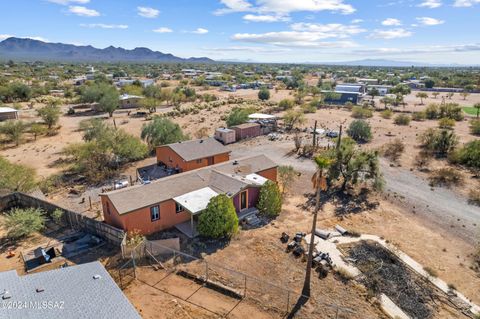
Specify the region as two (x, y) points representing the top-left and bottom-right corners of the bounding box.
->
(257, 181), (282, 217)
(0, 156), (37, 192)
(351, 106), (373, 119)
(347, 120), (372, 143)
(197, 194), (238, 238)
(5, 207), (46, 239)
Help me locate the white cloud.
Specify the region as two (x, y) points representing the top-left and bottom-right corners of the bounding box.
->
(382, 18), (402, 26)
(232, 22), (364, 48)
(417, 0), (442, 8)
(137, 6), (160, 18)
(68, 5), (100, 17)
(453, 0), (480, 6)
(416, 17), (444, 25)
(153, 27), (173, 33)
(80, 24), (128, 29)
(204, 46), (291, 53)
(369, 28), (412, 39)
(0, 34), (14, 41)
(192, 28), (209, 34)
(215, 0), (355, 16)
(243, 14), (290, 22)
(47, 0), (89, 5)
(351, 19), (363, 24)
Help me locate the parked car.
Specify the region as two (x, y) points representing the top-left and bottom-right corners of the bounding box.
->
(325, 130), (339, 138)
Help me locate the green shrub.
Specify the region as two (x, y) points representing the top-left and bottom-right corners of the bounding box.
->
(51, 209), (64, 225)
(197, 194), (238, 238)
(438, 117), (456, 129)
(301, 103), (317, 114)
(141, 116), (187, 149)
(439, 103), (464, 121)
(412, 111), (426, 121)
(0, 156), (37, 192)
(347, 120), (372, 143)
(258, 87), (270, 101)
(394, 114), (411, 126)
(380, 109), (393, 119)
(257, 181), (282, 217)
(278, 99), (294, 110)
(5, 207), (46, 238)
(418, 129), (458, 158)
(449, 140), (480, 170)
(351, 106), (373, 119)
(469, 119), (480, 136)
(225, 107), (254, 127)
(425, 104), (439, 119)
(428, 168), (463, 187)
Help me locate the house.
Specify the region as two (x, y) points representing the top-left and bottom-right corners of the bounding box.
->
(231, 123), (262, 141)
(100, 155), (277, 236)
(119, 94), (144, 109)
(115, 79), (154, 88)
(0, 261), (140, 319)
(335, 83), (367, 94)
(214, 128), (236, 145)
(0, 107), (19, 121)
(367, 85), (393, 96)
(323, 91), (362, 105)
(156, 138), (231, 172)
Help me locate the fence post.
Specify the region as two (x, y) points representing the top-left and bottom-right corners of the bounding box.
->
(286, 290), (290, 313)
(131, 250), (136, 279)
(205, 261), (209, 282)
(244, 275), (247, 298)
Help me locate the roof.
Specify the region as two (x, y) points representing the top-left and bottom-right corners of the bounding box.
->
(173, 187), (218, 214)
(102, 154), (277, 215)
(0, 261), (140, 319)
(248, 113), (277, 120)
(164, 138), (229, 162)
(231, 122), (261, 130)
(119, 94), (144, 100)
(0, 107), (19, 113)
(216, 128), (234, 133)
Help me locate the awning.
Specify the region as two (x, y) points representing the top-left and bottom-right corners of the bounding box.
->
(173, 187), (218, 215)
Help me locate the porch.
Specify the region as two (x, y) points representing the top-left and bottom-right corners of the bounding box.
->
(175, 220), (199, 238)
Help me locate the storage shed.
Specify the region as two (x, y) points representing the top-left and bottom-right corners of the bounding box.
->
(231, 122), (262, 141)
(0, 107), (19, 121)
(214, 128), (236, 145)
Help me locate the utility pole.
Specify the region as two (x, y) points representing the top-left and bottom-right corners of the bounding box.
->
(312, 120), (318, 149)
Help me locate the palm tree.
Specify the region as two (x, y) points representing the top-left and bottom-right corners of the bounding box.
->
(301, 155), (331, 298)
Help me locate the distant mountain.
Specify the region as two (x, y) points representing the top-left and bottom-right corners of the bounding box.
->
(0, 37), (214, 63)
(320, 59), (467, 67)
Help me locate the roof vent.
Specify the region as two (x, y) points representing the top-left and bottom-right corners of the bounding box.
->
(93, 274), (102, 280)
(36, 288), (45, 293)
(233, 160), (239, 165)
(200, 139), (204, 143)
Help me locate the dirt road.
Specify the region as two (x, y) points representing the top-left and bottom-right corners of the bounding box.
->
(230, 138), (479, 244)
(381, 161), (479, 244)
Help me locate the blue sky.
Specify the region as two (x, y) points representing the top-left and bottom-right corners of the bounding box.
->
(1, 0), (479, 64)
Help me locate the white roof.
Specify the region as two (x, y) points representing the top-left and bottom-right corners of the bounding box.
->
(245, 173), (269, 185)
(173, 187), (218, 214)
(248, 113), (277, 120)
(119, 94), (144, 100)
(0, 107), (19, 113)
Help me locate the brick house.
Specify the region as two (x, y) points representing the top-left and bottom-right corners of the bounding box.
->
(156, 138), (231, 172)
(100, 155), (277, 237)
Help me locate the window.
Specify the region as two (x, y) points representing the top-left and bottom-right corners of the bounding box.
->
(150, 206), (160, 221)
(175, 202), (184, 214)
(196, 159), (203, 164)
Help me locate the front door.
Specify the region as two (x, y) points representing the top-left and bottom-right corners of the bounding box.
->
(207, 156), (214, 165)
(240, 191), (248, 210)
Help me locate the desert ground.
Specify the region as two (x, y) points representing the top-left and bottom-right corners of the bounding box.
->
(1, 85), (479, 318)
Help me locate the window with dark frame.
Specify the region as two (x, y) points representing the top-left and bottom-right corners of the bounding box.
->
(196, 159), (202, 164)
(175, 202), (184, 214)
(150, 205), (160, 221)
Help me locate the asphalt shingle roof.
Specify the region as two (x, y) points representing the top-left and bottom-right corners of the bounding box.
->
(102, 154), (276, 215)
(0, 261), (140, 319)
(166, 138), (229, 162)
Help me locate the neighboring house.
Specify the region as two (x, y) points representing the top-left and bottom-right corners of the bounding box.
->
(100, 155), (277, 237)
(323, 91), (362, 105)
(367, 85), (392, 96)
(119, 94), (144, 109)
(156, 138), (231, 172)
(231, 123), (261, 141)
(214, 128), (236, 145)
(0, 107), (19, 121)
(335, 83), (367, 94)
(0, 261), (140, 319)
(115, 79), (154, 88)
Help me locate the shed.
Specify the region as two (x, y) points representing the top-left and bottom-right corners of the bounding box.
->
(231, 122), (261, 141)
(214, 128), (236, 145)
(0, 107), (19, 121)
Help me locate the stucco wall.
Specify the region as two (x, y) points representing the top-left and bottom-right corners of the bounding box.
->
(156, 146), (230, 172)
(232, 187), (260, 213)
(257, 167), (278, 182)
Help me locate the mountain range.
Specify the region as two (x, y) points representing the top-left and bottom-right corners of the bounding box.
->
(0, 37), (214, 63)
